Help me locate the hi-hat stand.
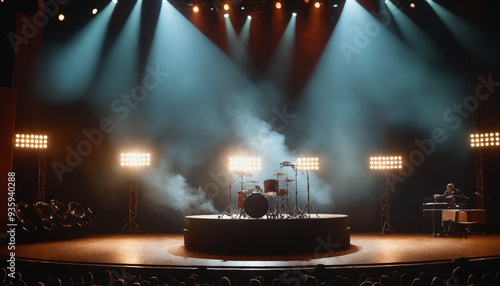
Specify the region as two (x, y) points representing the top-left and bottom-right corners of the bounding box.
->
(290, 165), (305, 218)
(303, 170), (319, 218)
(219, 173), (241, 218)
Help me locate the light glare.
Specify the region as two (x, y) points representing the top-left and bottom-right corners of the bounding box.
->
(369, 156), (403, 170)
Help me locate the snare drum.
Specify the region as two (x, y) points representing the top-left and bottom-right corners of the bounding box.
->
(278, 188), (288, 196)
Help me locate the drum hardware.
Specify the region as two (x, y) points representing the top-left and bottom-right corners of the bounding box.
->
(302, 170), (319, 217)
(246, 180), (260, 184)
(290, 165), (305, 218)
(220, 171), (253, 219)
(271, 173), (286, 177)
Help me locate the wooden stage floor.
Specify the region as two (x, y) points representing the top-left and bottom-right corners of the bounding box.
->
(3, 233), (500, 269)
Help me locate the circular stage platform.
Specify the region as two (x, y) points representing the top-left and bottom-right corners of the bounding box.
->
(184, 214), (350, 253)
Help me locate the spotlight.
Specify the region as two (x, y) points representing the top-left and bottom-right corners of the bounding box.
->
(15, 134), (48, 149)
(295, 157), (319, 171)
(369, 156), (403, 170)
(314, 1), (320, 8)
(410, 2), (415, 8)
(292, 12), (297, 16)
(92, 8), (98, 14)
(229, 157), (261, 172)
(304, 0), (310, 3)
(193, 5), (199, 12)
(224, 12), (229, 17)
(470, 132), (500, 148)
(223, 3), (229, 10)
(333, 3), (338, 7)
(247, 15), (252, 19)
(275, 1), (282, 9)
(112, 0), (117, 3)
(241, 6), (245, 10)
(58, 13), (65, 21)
(120, 153), (151, 167)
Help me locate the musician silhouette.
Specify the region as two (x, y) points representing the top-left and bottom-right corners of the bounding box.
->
(433, 183), (464, 199)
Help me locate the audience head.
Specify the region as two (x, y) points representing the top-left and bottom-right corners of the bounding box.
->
(380, 275), (394, 286)
(410, 278), (422, 286)
(218, 277), (231, 286)
(399, 274), (411, 286)
(247, 279), (262, 286)
(304, 276), (318, 286)
(357, 273), (368, 285)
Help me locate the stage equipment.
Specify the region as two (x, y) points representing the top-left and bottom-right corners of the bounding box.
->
(369, 155), (402, 234)
(264, 179), (279, 196)
(296, 157), (319, 217)
(244, 193), (269, 218)
(441, 209), (486, 237)
(470, 132), (498, 209)
(120, 152), (151, 233)
(279, 161), (304, 218)
(220, 157), (261, 218)
(14, 134), (48, 202)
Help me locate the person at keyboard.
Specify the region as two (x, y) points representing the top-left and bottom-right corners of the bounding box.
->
(433, 183), (464, 199)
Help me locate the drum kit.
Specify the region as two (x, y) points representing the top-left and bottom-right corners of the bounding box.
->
(219, 161), (318, 219)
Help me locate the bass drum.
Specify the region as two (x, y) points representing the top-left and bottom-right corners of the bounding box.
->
(244, 193), (269, 219)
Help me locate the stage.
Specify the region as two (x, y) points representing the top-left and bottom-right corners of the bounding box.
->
(184, 214), (350, 253)
(3, 233), (500, 269)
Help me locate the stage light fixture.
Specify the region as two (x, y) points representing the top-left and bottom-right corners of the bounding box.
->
(275, 1), (282, 9)
(92, 8), (98, 14)
(295, 157), (319, 171)
(224, 12), (229, 17)
(304, 0), (310, 3)
(292, 12), (297, 16)
(369, 156), (403, 170)
(333, 3), (338, 7)
(223, 3), (229, 10)
(58, 13), (65, 21)
(15, 134), (48, 149)
(470, 132), (500, 148)
(193, 5), (199, 12)
(120, 153), (151, 167)
(247, 15), (252, 19)
(228, 157), (262, 171)
(241, 6), (245, 10)
(410, 2), (415, 8)
(314, 2), (320, 8)
(112, 0), (118, 3)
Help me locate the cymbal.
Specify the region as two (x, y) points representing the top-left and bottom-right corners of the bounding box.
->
(233, 170), (253, 177)
(271, 173), (286, 176)
(246, 180), (260, 184)
(282, 179), (294, 183)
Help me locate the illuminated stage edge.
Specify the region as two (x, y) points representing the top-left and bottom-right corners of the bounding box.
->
(184, 214), (350, 253)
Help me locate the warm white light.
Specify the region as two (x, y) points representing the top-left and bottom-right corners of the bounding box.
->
(120, 153), (151, 167)
(58, 13), (65, 21)
(229, 157), (261, 171)
(295, 157), (319, 171)
(369, 156), (403, 170)
(92, 8), (98, 14)
(470, 132), (500, 148)
(14, 134), (48, 149)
